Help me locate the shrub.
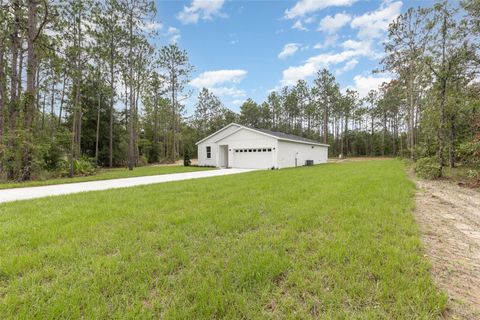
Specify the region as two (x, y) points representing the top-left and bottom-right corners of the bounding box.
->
(466, 169), (479, 180)
(415, 157), (442, 179)
(457, 141), (480, 167)
(183, 151), (191, 166)
(59, 157), (96, 177)
(43, 143), (64, 171)
(149, 142), (161, 163)
(137, 155), (149, 167)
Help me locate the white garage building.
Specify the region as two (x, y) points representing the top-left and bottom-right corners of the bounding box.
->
(196, 123), (329, 169)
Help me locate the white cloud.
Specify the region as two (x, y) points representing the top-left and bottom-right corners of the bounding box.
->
(340, 39), (374, 56)
(167, 26), (181, 43)
(280, 38), (381, 86)
(292, 20), (308, 31)
(177, 0), (226, 24)
(285, 0), (357, 19)
(190, 69), (247, 88)
(281, 51), (355, 86)
(351, 1), (402, 39)
(281, 63), (318, 86)
(336, 59), (358, 75)
(190, 69), (247, 100)
(141, 21), (163, 31)
(349, 74), (392, 97)
(232, 99), (245, 106)
(304, 16), (316, 24)
(210, 87), (246, 98)
(314, 34), (338, 49)
(318, 13), (351, 33)
(278, 43), (301, 59)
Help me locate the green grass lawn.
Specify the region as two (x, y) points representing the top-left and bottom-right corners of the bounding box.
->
(0, 160), (445, 318)
(0, 165), (214, 190)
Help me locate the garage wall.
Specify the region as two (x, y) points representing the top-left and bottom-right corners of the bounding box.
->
(197, 125), (328, 169)
(197, 124), (241, 166)
(216, 129), (277, 169)
(277, 140), (328, 168)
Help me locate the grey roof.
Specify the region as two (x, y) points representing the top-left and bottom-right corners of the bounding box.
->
(247, 126), (328, 146)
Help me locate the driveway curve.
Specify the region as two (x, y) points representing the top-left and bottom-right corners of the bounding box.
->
(0, 168), (256, 203)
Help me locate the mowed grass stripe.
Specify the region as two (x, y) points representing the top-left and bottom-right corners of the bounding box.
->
(0, 160), (446, 319)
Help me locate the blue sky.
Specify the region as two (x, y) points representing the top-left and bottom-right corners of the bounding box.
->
(155, 0), (432, 114)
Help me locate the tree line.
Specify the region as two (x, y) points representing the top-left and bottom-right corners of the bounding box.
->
(233, 0), (480, 175)
(0, 0), (196, 180)
(0, 0), (479, 181)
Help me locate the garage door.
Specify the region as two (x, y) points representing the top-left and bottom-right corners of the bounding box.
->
(232, 147), (273, 169)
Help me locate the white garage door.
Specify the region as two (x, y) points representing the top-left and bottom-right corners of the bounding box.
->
(232, 147), (273, 169)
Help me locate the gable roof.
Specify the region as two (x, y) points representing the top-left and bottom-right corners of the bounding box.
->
(197, 123), (329, 147)
(248, 127), (328, 146)
(195, 123), (241, 145)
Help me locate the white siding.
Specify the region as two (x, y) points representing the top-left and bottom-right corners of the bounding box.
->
(197, 124), (241, 166)
(277, 140), (328, 169)
(216, 129), (277, 169)
(197, 124), (329, 169)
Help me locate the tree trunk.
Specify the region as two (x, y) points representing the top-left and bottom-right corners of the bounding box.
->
(392, 112), (398, 156)
(449, 114), (455, 168)
(153, 91), (159, 145)
(18, 45), (24, 97)
(50, 80), (55, 138)
(22, 0), (38, 181)
(438, 78), (447, 171)
(344, 114), (349, 157)
(370, 114), (374, 156)
(127, 10), (134, 171)
(41, 91), (46, 131)
(58, 74), (67, 125)
(409, 64), (415, 160)
(437, 15), (448, 175)
(109, 41), (115, 168)
(340, 118), (344, 157)
(10, 0), (20, 133)
(323, 103), (328, 144)
(0, 42), (5, 143)
(70, 9), (83, 178)
(382, 112), (386, 156)
(95, 93), (101, 165)
(171, 74), (176, 162)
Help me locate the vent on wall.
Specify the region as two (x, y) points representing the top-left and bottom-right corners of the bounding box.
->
(305, 160), (314, 166)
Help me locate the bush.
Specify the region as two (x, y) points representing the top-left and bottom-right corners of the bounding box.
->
(415, 157), (442, 179)
(457, 141), (480, 167)
(43, 143), (64, 171)
(59, 157), (96, 177)
(137, 155), (149, 167)
(466, 169), (479, 180)
(148, 142), (161, 163)
(183, 151), (191, 166)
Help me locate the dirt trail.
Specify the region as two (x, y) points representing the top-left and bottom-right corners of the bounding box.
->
(414, 176), (480, 319)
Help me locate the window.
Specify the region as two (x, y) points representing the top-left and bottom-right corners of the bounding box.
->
(262, 148), (267, 152)
(253, 149), (257, 152)
(248, 149), (252, 152)
(206, 146), (211, 159)
(267, 148), (272, 152)
(235, 150), (239, 153)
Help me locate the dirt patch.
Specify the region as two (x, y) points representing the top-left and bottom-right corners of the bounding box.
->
(151, 159), (199, 166)
(413, 174), (480, 319)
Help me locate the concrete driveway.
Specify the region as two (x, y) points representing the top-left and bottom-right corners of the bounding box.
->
(0, 168), (256, 203)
